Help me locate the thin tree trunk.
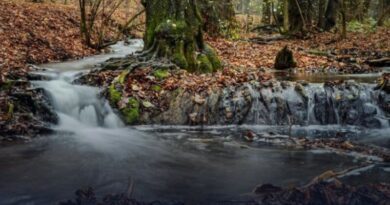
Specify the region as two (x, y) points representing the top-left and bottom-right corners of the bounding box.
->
(341, 0), (347, 39)
(283, 0), (289, 32)
(317, 0), (326, 28)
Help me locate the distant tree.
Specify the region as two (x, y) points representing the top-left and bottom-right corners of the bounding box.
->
(322, 0), (340, 31)
(198, 0), (237, 37)
(78, 0), (124, 49)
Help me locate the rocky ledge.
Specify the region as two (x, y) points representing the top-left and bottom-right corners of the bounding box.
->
(79, 60), (389, 128)
(0, 80), (58, 143)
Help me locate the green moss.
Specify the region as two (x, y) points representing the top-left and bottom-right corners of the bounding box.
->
(122, 107), (139, 124)
(153, 68), (170, 80)
(0, 81), (14, 91)
(151, 85), (162, 92)
(155, 19), (187, 40)
(203, 44), (222, 71)
(7, 102), (14, 120)
(172, 40), (188, 69)
(121, 97), (140, 124)
(109, 84), (122, 104)
(118, 70), (130, 84)
(197, 54), (213, 73)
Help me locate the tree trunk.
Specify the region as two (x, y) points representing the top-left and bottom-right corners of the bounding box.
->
(288, 0), (306, 34)
(317, 0), (327, 28)
(141, 0), (221, 73)
(283, 0), (289, 32)
(198, 0), (237, 37)
(377, 0), (390, 26)
(323, 0), (340, 31)
(262, 0), (272, 24)
(341, 0), (347, 39)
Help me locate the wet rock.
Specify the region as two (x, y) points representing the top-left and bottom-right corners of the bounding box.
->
(0, 85), (58, 142)
(274, 46), (297, 70)
(254, 181), (390, 205)
(253, 184), (283, 194)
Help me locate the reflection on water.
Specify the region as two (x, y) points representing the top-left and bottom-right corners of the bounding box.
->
(272, 68), (389, 83)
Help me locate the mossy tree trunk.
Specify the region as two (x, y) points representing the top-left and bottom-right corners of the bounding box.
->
(198, 0), (237, 37)
(141, 0), (221, 73)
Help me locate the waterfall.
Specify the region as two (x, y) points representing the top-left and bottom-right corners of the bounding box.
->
(32, 40), (143, 130)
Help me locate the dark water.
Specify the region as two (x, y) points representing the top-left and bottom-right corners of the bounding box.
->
(273, 67), (389, 84)
(0, 126), (375, 205)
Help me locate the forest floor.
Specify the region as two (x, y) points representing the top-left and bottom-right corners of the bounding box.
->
(208, 28), (389, 73)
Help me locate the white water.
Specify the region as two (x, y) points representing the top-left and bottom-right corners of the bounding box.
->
(33, 40), (143, 130)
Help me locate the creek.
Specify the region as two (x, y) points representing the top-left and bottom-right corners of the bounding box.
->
(0, 40), (388, 204)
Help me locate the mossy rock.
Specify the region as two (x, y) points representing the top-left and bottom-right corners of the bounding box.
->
(121, 98), (140, 124)
(109, 84), (122, 105)
(274, 46), (297, 70)
(153, 68), (170, 80)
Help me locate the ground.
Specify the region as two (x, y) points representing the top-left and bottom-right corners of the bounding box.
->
(0, 0), (95, 77)
(208, 29), (389, 73)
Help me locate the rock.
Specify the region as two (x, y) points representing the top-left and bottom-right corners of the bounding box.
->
(274, 46), (297, 70)
(375, 73), (390, 94)
(341, 141), (354, 150)
(194, 94), (206, 105)
(142, 101), (155, 108)
(244, 130), (256, 142)
(254, 184), (283, 194)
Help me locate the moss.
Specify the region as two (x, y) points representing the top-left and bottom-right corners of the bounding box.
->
(118, 70), (130, 84)
(7, 102), (14, 120)
(121, 97), (140, 124)
(203, 44), (222, 71)
(155, 20), (187, 38)
(0, 81), (14, 91)
(109, 84), (122, 104)
(197, 54), (213, 73)
(153, 68), (170, 80)
(172, 40), (188, 69)
(151, 85), (162, 92)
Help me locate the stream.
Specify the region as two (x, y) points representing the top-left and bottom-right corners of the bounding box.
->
(0, 40), (389, 204)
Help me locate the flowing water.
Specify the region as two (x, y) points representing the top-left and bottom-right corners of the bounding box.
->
(0, 40), (389, 204)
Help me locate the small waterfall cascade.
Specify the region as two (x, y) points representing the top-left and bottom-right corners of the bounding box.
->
(32, 40), (144, 130)
(215, 81), (389, 128)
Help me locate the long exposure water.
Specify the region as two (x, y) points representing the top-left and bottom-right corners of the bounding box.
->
(0, 40), (388, 205)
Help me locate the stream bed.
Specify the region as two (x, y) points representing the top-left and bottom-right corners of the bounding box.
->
(0, 40), (388, 205)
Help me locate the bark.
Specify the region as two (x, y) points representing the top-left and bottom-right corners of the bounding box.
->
(141, 0), (221, 73)
(341, 0), (347, 39)
(262, 0), (272, 24)
(283, 0), (289, 32)
(323, 0), (340, 31)
(317, 0), (327, 28)
(288, 0), (306, 34)
(198, 0), (237, 37)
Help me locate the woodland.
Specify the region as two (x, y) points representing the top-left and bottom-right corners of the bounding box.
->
(0, 0), (389, 204)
